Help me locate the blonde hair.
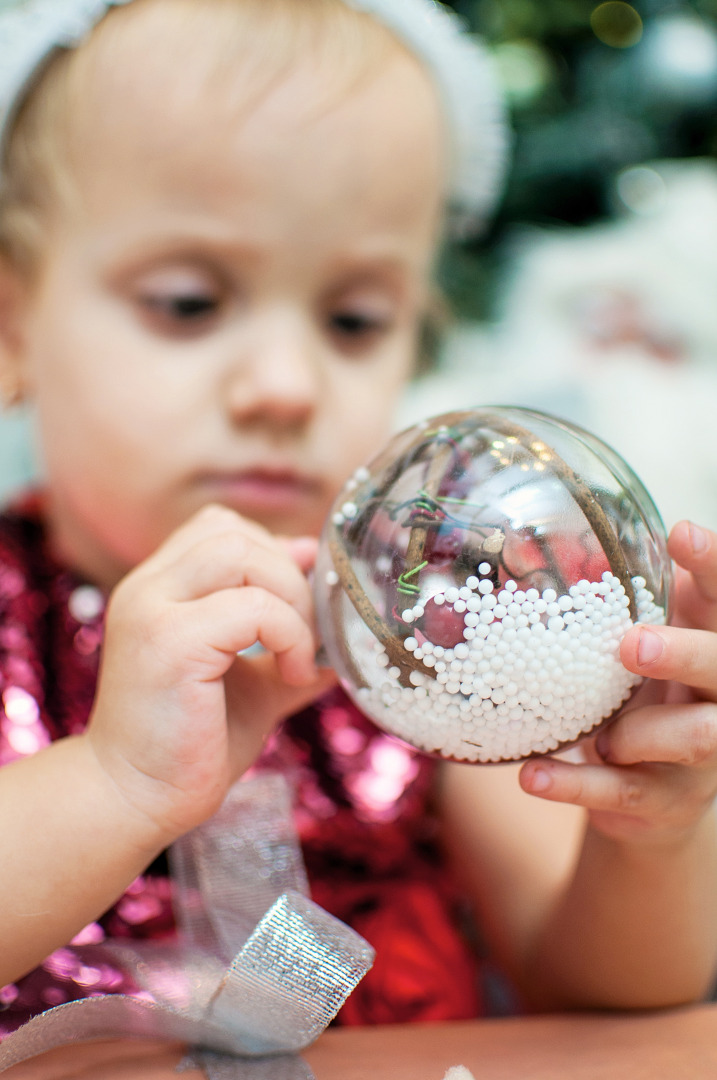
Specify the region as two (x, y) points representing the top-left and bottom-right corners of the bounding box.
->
(0, 0), (412, 277)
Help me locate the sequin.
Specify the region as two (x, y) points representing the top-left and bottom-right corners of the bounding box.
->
(68, 585), (104, 623)
(2, 686), (39, 724)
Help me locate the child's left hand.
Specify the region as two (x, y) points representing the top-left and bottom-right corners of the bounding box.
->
(520, 520), (717, 845)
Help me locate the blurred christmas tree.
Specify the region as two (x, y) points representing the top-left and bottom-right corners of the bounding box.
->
(440, 0), (717, 317)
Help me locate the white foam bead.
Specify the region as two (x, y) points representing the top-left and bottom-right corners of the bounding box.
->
(478, 562), (492, 575)
(459, 586), (473, 601)
(433, 593), (445, 606)
(478, 579), (494, 594)
(413, 606), (425, 619)
(466, 596), (482, 613)
(445, 587), (460, 603)
(480, 610), (494, 624)
(434, 660), (446, 673)
(463, 628), (477, 640)
(403, 636), (418, 651)
(506, 581), (518, 593)
(433, 645), (445, 657)
(422, 654), (436, 668)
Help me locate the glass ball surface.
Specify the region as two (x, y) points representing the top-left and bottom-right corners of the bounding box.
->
(315, 407), (671, 763)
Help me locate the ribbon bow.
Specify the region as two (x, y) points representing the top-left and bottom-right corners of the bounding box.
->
(0, 773), (374, 1078)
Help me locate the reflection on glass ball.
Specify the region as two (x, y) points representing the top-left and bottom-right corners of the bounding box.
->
(315, 407), (671, 763)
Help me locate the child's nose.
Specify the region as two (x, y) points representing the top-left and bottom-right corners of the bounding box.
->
(224, 310), (321, 428)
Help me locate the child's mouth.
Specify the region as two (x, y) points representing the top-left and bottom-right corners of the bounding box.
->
(198, 468), (323, 515)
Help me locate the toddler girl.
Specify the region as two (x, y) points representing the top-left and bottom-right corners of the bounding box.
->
(1, 0), (717, 1041)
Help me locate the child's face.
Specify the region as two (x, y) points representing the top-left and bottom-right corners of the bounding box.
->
(6, 44), (445, 587)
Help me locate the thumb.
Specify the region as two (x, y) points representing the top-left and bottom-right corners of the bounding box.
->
(224, 657), (338, 780)
(272, 663), (339, 718)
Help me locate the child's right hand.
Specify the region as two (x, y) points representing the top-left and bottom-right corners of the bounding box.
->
(85, 504), (333, 847)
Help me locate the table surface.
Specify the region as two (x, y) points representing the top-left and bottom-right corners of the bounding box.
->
(3, 1005), (717, 1079)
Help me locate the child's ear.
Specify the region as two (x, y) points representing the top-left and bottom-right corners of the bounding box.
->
(0, 257), (30, 408)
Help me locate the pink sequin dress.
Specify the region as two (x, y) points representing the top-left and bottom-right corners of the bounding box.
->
(0, 501), (484, 1037)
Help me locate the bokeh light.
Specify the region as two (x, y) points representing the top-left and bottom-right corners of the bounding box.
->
(591, 3), (643, 49)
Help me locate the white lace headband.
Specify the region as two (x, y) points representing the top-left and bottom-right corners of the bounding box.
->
(0, 0), (510, 235)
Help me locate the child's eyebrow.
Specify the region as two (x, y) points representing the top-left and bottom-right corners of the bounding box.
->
(99, 233), (424, 286)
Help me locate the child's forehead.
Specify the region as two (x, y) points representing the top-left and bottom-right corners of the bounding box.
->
(64, 1), (439, 170)
(71, 0), (416, 128)
(63, 7), (445, 216)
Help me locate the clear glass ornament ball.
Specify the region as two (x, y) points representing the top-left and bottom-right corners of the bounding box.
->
(315, 407), (671, 763)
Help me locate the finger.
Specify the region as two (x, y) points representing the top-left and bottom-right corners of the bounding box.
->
(187, 587), (320, 686)
(595, 700), (717, 768)
(140, 504), (278, 575)
(130, 586), (320, 689)
(668, 521), (717, 633)
(229, 651), (337, 723)
(149, 529), (314, 621)
(519, 755), (693, 830)
(669, 521), (717, 602)
(520, 756), (649, 812)
(278, 536), (319, 575)
(620, 624), (717, 699)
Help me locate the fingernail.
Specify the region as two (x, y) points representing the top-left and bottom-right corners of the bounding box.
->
(689, 522), (709, 554)
(637, 628), (663, 666)
(527, 765), (552, 792)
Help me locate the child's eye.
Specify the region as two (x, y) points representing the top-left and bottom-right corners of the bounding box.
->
(142, 293), (219, 320)
(137, 292), (221, 335)
(328, 309), (392, 352)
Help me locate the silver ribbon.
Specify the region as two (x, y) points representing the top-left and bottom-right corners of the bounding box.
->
(0, 773), (374, 1075)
